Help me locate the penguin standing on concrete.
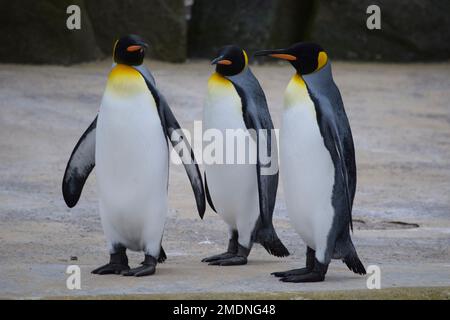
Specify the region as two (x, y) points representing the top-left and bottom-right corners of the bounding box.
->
(202, 45), (289, 266)
(62, 35), (205, 277)
(255, 42), (366, 282)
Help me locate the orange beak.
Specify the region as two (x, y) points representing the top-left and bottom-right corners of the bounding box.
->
(254, 49), (297, 61)
(269, 53), (297, 61)
(217, 59), (232, 65)
(127, 45), (143, 52)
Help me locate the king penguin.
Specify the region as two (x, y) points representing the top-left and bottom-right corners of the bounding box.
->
(202, 45), (289, 266)
(62, 35), (205, 277)
(255, 42), (366, 282)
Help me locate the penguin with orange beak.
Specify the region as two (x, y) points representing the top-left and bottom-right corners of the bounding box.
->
(202, 45), (289, 265)
(255, 43), (366, 282)
(62, 35), (205, 277)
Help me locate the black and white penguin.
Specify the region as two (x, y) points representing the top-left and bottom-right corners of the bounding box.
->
(255, 42), (366, 282)
(62, 34), (205, 277)
(202, 45), (289, 266)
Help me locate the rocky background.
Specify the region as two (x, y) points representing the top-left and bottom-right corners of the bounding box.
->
(0, 0), (449, 64)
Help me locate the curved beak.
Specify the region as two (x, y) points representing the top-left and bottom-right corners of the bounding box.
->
(254, 48), (296, 61)
(127, 42), (149, 52)
(211, 55), (232, 65)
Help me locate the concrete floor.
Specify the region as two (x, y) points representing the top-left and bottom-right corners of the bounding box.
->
(0, 59), (449, 299)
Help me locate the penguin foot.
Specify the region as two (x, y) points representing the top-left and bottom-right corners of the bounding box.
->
(279, 258), (328, 282)
(207, 244), (249, 266)
(91, 263), (130, 275)
(271, 267), (311, 278)
(279, 271), (325, 283)
(122, 255), (157, 277)
(92, 249), (130, 275)
(201, 252), (235, 263)
(122, 265), (156, 277)
(208, 255), (247, 266)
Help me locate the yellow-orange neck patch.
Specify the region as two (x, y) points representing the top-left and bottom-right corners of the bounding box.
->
(243, 50), (249, 67)
(208, 72), (233, 91)
(106, 64), (148, 97)
(207, 72), (241, 112)
(317, 51), (328, 71)
(284, 73), (315, 115)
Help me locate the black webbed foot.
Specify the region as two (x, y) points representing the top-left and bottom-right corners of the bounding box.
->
(279, 271), (325, 282)
(271, 267), (311, 278)
(202, 252), (236, 263)
(279, 258), (328, 283)
(122, 255), (157, 277)
(92, 248), (129, 275)
(272, 246), (316, 278)
(91, 263), (130, 275)
(208, 255), (248, 266)
(202, 232), (239, 263)
(207, 244), (250, 266)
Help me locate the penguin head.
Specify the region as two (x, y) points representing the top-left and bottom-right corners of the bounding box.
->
(254, 42), (328, 75)
(211, 45), (248, 76)
(113, 34), (149, 66)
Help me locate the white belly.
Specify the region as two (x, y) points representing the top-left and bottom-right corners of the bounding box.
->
(280, 103), (335, 256)
(203, 75), (259, 241)
(96, 89), (168, 252)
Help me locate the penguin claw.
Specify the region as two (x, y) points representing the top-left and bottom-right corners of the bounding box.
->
(91, 263), (130, 275)
(279, 272), (325, 283)
(208, 255), (247, 266)
(122, 265), (156, 277)
(271, 267), (311, 278)
(202, 252), (235, 263)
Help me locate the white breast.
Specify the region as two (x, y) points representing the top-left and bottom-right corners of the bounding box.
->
(203, 73), (259, 234)
(95, 65), (168, 252)
(280, 74), (335, 260)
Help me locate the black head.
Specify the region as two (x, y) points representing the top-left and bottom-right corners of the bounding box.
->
(254, 42), (328, 75)
(113, 34), (149, 66)
(211, 45), (248, 76)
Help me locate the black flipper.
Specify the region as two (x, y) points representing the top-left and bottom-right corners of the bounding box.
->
(134, 65), (206, 219)
(204, 173), (217, 213)
(227, 69), (289, 257)
(62, 116), (97, 208)
(304, 65), (356, 231)
(341, 239), (366, 275)
(309, 92), (353, 231)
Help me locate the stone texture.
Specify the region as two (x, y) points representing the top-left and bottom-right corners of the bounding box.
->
(85, 0), (187, 63)
(0, 0), (187, 64)
(1, 0), (449, 64)
(188, 0), (315, 59)
(0, 0), (102, 65)
(309, 0), (450, 61)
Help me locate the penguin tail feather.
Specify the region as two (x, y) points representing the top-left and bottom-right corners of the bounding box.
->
(343, 250), (366, 275)
(158, 246), (167, 263)
(255, 227), (290, 257)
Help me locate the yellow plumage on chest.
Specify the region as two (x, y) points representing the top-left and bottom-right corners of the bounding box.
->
(106, 64), (148, 97)
(207, 72), (241, 112)
(284, 73), (316, 116)
(207, 72), (235, 94)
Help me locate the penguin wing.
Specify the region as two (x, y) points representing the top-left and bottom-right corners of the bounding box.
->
(331, 84), (357, 209)
(204, 173), (217, 213)
(310, 93), (354, 230)
(62, 116), (97, 208)
(135, 66), (206, 219)
(228, 69), (279, 227)
(158, 93), (206, 219)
